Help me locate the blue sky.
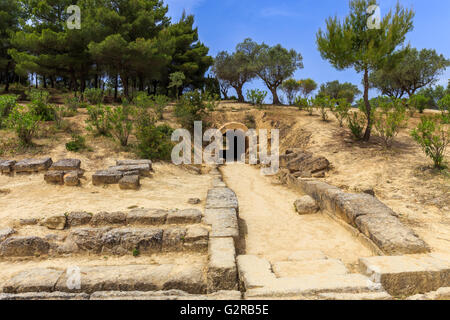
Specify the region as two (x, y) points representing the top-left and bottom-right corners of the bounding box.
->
(165, 0), (450, 101)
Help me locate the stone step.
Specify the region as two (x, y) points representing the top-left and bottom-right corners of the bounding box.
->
(3, 264), (207, 295)
(359, 254), (450, 297)
(244, 273), (383, 299)
(272, 259), (348, 278)
(286, 250), (327, 261)
(206, 188), (239, 213)
(0, 226), (209, 257)
(1, 290), (242, 300)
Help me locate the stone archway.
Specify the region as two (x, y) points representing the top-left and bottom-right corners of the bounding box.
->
(218, 122), (250, 162)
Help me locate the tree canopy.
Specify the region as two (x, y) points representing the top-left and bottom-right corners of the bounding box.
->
(317, 80), (361, 103)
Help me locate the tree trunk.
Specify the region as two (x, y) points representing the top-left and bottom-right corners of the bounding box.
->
(221, 88), (228, 100)
(362, 68), (372, 141)
(43, 76), (47, 88)
(271, 87), (280, 105)
(234, 85), (244, 102)
(114, 74), (118, 101)
(4, 63), (10, 92)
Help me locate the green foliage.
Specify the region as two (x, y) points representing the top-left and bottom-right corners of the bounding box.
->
(294, 96), (309, 111)
(65, 96), (86, 111)
(0, 95), (18, 128)
(373, 98), (408, 147)
(370, 48), (450, 98)
(135, 92), (153, 109)
(168, 72), (186, 99)
(347, 112), (366, 140)
(7, 106), (41, 145)
(438, 95), (450, 124)
(174, 91), (218, 131)
(65, 134), (87, 152)
(108, 106), (136, 147)
(408, 94), (430, 114)
(84, 88), (104, 105)
(28, 89), (54, 121)
(246, 89), (267, 107)
(281, 79), (301, 105)
(317, 81), (361, 103)
(151, 95), (170, 120)
(298, 79), (318, 98)
(135, 113), (174, 160)
(314, 96), (332, 121)
(411, 116), (449, 169)
(316, 0), (414, 140)
(331, 98), (351, 127)
(85, 104), (111, 136)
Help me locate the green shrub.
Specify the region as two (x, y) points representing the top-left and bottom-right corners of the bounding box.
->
(151, 95), (170, 120)
(438, 94), (450, 124)
(408, 94), (430, 115)
(28, 89), (54, 121)
(7, 106), (41, 145)
(85, 104), (111, 136)
(294, 96), (309, 111)
(411, 116), (449, 169)
(314, 96), (331, 121)
(135, 114), (174, 160)
(84, 88), (104, 105)
(135, 92), (153, 109)
(373, 99), (408, 147)
(108, 106), (136, 147)
(0, 95), (18, 128)
(246, 89), (267, 107)
(66, 134), (87, 152)
(331, 98), (351, 127)
(347, 111), (366, 140)
(174, 91), (218, 132)
(65, 96), (85, 111)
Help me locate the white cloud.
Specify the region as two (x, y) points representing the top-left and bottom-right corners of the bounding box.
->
(165, 0), (205, 19)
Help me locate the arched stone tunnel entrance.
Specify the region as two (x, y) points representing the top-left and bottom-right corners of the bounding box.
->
(218, 122), (250, 162)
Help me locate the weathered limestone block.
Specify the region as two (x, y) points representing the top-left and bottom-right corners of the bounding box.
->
(244, 274), (382, 299)
(90, 290), (241, 300)
(0, 236), (50, 256)
(0, 292), (89, 300)
(101, 228), (163, 255)
(54, 264), (206, 294)
(19, 218), (38, 226)
(65, 212), (92, 227)
(355, 214), (430, 255)
(294, 195), (319, 215)
(0, 160), (16, 174)
(162, 227), (187, 252)
(287, 250), (328, 261)
(14, 158), (52, 173)
(0, 227), (16, 242)
(359, 255), (450, 297)
(64, 171), (80, 186)
(212, 177), (226, 188)
(90, 211), (127, 226)
(206, 188), (239, 213)
(127, 208), (168, 225)
(3, 268), (64, 293)
(406, 287), (450, 300)
(40, 213), (66, 230)
(67, 228), (109, 253)
(318, 292), (392, 300)
(279, 152), (300, 168)
(116, 159), (152, 170)
(108, 164), (151, 177)
(272, 259), (348, 278)
(207, 237), (238, 292)
(92, 170), (123, 185)
(286, 151), (329, 175)
(44, 171), (65, 184)
(236, 255), (277, 290)
(166, 209), (202, 224)
(119, 175), (140, 190)
(185, 225), (209, 242)
(50, 159), (81, 171)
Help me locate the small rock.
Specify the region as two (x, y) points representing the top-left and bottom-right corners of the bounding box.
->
(14, 158), (52, 173)
(188, 198), (201, 205)
(119, 175), (140, 190)
(92, 170), (123, 185)
(116, 159), (152, 170)
(66, 212), (93, 227)
(40, 214), (67, 230)
(0, 228), (16, 242)
(19, 219), (38, 226)
(294, 196), (319, 215)
(0, 160), (16, 174)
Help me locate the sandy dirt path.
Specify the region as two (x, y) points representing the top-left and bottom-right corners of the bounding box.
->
(221, 163), (373, 266)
